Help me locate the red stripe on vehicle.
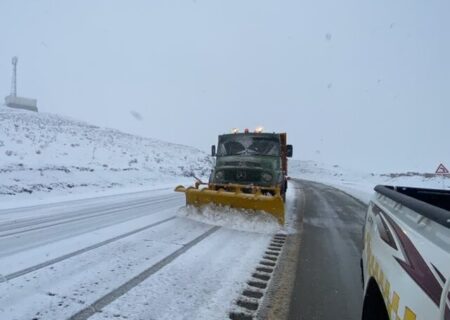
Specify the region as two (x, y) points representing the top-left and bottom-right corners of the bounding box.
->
(380, 210), (444, 308)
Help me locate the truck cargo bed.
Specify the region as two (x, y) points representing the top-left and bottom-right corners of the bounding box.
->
(375, 185), (450, 228)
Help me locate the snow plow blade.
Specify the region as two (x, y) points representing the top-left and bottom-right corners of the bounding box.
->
(175, 184), (285, 224)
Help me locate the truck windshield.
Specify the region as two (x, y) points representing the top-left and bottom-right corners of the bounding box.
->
(217, 135), (280, 156)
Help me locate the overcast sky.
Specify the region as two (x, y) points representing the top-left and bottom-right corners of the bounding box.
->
(1, 0), (449, 173)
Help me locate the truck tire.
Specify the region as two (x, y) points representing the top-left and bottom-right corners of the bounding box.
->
(281, 181), (287, 202)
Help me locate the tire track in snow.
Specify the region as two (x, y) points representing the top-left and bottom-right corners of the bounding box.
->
(0, 216), (176, 283)
(68, 225), (220, 320)
(0, 187), (173, 215)
(0, 195), (180, 238)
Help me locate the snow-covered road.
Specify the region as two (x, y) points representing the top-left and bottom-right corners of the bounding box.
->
(0, 187), (283, 320)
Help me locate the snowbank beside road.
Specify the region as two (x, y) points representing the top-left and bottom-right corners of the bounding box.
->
(0, 107), (211, 206)
(290, 160), (450, 204)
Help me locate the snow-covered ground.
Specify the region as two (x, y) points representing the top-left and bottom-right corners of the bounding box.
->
(2, 106), (448, 319)
(289, 160), (450, 203)
(0, 184), (296, 320)
(0, 107), (212, 207)
(0, 106), (295, 319)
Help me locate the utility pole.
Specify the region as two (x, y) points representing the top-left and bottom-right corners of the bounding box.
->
(11, 56), (18, 97)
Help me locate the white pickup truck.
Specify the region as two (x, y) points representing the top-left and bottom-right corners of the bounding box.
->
(361, 185), (450, 320)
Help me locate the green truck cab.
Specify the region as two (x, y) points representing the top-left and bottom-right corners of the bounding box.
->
(210, 132), (293, 198)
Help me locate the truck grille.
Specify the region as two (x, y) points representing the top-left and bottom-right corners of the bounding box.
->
(223, 169), (261, 183)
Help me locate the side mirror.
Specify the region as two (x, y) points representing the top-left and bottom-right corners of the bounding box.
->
(286, 145), (293, 158)
(211, 145), (216, 157)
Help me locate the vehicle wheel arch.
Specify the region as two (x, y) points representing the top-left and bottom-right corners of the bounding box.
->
(362, 277), (389, 320)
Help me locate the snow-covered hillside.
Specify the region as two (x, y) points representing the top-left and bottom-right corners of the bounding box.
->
(289, 160), (450, 203)
(2, 107), (447, 208)
(0, 107), (211, 204)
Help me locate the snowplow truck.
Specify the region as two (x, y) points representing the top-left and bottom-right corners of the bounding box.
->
(175, 131), (293, 224)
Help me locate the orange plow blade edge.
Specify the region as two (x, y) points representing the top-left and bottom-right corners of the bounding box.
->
(175, 185), (285, 225)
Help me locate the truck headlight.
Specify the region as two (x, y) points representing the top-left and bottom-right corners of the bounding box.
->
(262, 173), (273, 182)
(215, 171), (224, 180)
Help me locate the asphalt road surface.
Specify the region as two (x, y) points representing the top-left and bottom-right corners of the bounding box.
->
(263, 179), (368, 320)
